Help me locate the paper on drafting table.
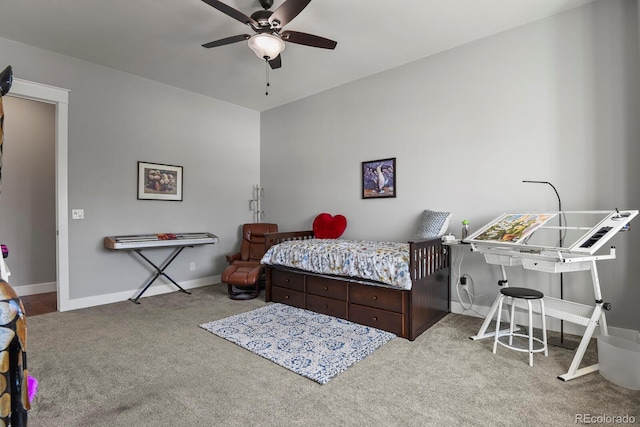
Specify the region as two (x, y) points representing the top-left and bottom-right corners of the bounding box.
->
(471, 213), (556, 244)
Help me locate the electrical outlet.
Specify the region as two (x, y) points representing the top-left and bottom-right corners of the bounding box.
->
(189, 262), (196, 271)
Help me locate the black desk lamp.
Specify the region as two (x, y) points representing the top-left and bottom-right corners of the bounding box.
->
(523, 180), (577, 350)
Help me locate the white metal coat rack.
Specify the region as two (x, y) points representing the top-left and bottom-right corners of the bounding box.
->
(249, 184), (264, 223)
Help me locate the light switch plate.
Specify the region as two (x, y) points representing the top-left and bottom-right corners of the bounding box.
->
(72, 209), (84, 220)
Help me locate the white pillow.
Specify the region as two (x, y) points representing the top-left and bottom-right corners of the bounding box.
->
(415, 209), (452, 239)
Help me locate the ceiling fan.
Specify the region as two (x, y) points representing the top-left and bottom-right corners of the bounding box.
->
(201, 0), (337, 70)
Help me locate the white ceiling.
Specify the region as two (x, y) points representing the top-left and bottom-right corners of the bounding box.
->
(0, 0), (595, 112)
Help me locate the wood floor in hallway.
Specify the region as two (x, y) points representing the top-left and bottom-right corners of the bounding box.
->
(20, 292), (57, 316)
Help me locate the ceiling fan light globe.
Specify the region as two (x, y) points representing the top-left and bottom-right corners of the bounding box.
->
(248, 34), (285, 60)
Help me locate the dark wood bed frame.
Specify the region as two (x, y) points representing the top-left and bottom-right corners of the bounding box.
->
(264, 231), (450, 341)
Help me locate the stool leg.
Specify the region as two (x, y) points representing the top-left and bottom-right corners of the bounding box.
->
(540, 299), (548, 357)
(527, 300), (534, 366)
(493, 295), (505, 354)
(508, 297), (516, 346)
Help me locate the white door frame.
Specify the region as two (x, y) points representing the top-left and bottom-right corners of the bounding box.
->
(9, 78), (70, 312)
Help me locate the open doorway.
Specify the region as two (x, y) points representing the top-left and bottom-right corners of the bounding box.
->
(1, 96), (56, 313)
(7, 79), (69, 312)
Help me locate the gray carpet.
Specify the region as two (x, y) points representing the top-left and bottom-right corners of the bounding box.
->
(26, 284), (639, 426)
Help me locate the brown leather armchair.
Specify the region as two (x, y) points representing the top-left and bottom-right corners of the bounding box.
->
(222, 223), (278, 300)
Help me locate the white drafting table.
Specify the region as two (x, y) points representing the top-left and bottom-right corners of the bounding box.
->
(465, 210), (638, 381)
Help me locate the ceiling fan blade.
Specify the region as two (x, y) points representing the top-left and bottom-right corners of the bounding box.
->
(201, 0), (258, 28)
(281, 30), (337, 49)
(202, 34), (251, 48)
(269, 0), (311, 28)
(269, 55), (282, 69)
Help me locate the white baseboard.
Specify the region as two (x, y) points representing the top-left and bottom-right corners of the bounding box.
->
(13, 281), (57, 296)
(61, 275), (222, 311)
(15, 275), (221, 312)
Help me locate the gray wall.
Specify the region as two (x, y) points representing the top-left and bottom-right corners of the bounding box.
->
(0, 96), (56, 288)
(0, 36), (261, 303)
(261, 0), (640, 330)
(1, 0), (638, 332)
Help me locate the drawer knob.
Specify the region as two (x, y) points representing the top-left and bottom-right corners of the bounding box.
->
(372, 316), (378, 322)
(372, 295), (378, 300)
(323, 286), (328, 291)
(323, 304), (328, 309)
(284, 295), (290, 299)
(285, 278), (290, 282)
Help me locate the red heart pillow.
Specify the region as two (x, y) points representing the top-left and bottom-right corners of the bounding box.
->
(313, 213), (347, 239)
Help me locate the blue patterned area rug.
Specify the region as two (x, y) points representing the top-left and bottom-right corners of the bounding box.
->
(199, 303), (396, 384)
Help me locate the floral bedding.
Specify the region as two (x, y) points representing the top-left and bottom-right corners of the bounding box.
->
(260, 238), (412, 290)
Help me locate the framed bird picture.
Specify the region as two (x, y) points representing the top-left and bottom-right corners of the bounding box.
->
(362, 158), (396, 199)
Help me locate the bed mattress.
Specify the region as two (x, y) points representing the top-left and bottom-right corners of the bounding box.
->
(261, 238), (412, 290)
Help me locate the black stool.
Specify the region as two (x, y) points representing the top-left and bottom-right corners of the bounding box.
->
(493, 287), (548, 366)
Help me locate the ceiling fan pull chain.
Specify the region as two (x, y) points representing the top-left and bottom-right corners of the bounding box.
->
(265, 59), (270, 96)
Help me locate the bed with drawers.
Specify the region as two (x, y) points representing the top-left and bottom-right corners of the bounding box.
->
(262, 231), (450, 341)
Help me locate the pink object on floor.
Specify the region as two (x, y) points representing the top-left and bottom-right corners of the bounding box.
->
(27, 376), (38, 403)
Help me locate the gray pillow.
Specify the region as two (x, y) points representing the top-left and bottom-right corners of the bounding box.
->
(415, 209), (452, 239)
